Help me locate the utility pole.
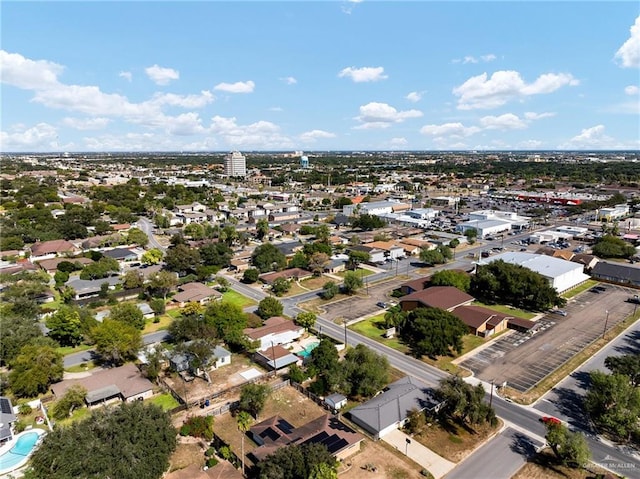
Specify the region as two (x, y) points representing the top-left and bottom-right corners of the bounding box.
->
(489, 379), (495, 408)
(602, 310), (610, 340)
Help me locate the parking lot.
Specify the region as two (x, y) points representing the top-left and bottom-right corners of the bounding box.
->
(319, 279), (402, 322)
(460, 284), (637, 392)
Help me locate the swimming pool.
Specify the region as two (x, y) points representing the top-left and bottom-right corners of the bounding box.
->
(297, 341), (320, 358)
(0, 430), (43, 474)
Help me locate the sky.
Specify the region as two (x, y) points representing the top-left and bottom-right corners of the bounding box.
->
(1, 1), (639, 153)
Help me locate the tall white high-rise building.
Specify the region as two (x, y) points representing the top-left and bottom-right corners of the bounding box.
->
(224, 151), (246, 177)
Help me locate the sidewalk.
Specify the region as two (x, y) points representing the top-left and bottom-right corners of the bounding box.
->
(382, 429), (455, 479)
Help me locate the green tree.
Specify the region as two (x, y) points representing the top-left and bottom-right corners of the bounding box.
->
(242, 268), (260, 284)
(585, 370), (640, 442)
(309, 338), (342, 395)
(270, 277), (291, 296)
(322, 280), (338, 300)
(259, 443), (336, 479)
(122, 270), (144, 290)
(295, 312), (317, 331)
(256, 218), (270, 240)
(147, 271), (177, 299)
(309, 462), (339, 479)
(149, 298), (166, 316)
(9, 344), (64, 398)
(464, 228), (478, 244)
(90, 319), (143, 365)
(256, 296), (284, 319)
(347, 250), (370, 270)
(164, 244), (200, 276)
(126, 227), (149, 247)
(592, 235), (636, 259)
(383, 305), (405, 329)
(239, 383), (270, 419)
(351, 214), (386, 231)
(204, 301), (249, 350)
(199, 242), (233, 269)
(0, 314), (45, 365)
(142, 248), (164, 265)
(109, 302), (145, 330)
(251, 243), (287, 273)
(605, 354), (640, 387)
(342, 270), (363, 295)
(79, 257), (120, 280)
(341, 344), (389, 398)
(405, 408), (427, 434)
(436, 375), (497, 426)
(430, 270), (471, 292)
(308, 252), (330, 276)
(51, 385), (87, 420)
(45, 305), (84, 347)
(215, 276), (230, 292)
(400, 308), (467, 359)
(29, 401), (176, 479)
(544, 421), (591, 468)
(288, 250), (309, 269)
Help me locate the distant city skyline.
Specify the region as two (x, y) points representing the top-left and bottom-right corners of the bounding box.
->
(1, 2), (639, 153)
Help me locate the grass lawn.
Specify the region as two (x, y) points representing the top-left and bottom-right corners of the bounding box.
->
(148, 393), (180, 411)
(299, 275), (333, 291)
(413, 417), (502, 463)
(335, 268), (375, 279)
(472, 301), (537, 320)
(56, 343), (92, 356)
(562, 279), (598, 299)
(65, 361), (98, 373)
(166, 308), (182, 319)
(349, 315), (484, 376)
(57, 406), (91, 427)
(143, 314), (172, 333)
(222, 290), (256, 308)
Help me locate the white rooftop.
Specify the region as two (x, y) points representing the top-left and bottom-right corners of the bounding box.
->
(479, 252), (581, 278)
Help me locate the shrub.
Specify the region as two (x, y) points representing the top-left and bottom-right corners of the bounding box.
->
(18, 403), (33, 415)
(206, 457), (219, 468)
(205, 447), (216, 457)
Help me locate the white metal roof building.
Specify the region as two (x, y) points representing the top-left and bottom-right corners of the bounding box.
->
(479, 252), (590, 293)
(456, 219), (512, 238)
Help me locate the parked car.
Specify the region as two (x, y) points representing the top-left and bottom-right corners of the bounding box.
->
(539, 416), (561, 425)
(594, 285), (607, 292)
(589, 288), (602, 294)
(551, 309), (567, 316)
(376, 302), (387, 308)
(627, 295), (640, 304)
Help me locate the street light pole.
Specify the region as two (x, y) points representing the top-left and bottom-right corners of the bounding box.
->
(602, 310), (610, 340)
(405, 438), (411, 455)
(489, 379), (495, 409)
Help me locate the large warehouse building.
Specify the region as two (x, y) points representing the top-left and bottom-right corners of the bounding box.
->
(478, 252), (590, 293)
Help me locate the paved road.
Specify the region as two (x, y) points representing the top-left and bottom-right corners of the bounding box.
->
(444, 427), (543, 479)
(136, 217), (167, 251)
(63, 330), (169, 368)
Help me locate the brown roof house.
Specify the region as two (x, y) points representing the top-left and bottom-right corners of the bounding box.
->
(172, 282), (222, 307)
(450, 305), (510, 337)
(400, 286), (474, 312)
(249, 413), (364, 463)
(253, 344), (301, 372)
(50, 363), (154, 407)
(29, 239), (78, 261)
(244, 316), (304, 352)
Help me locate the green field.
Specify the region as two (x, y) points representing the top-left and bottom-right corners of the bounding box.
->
(148, 393), (180, 411)
(562, 279), (598, 299)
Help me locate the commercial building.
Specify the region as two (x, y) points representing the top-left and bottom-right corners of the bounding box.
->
(597, 204), (630, 221)
(224, 150), (247, 177)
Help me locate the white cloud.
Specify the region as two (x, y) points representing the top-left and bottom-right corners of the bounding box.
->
(281, 76), (297, 85)
(299, 129), (336, 142)
(338, 66), (388, 83)
(420, 122), (481, 138)
(214, 80), (255, 93)
(389, 137), (408, 148)
(453, 70), (579, 110)
(614, 16), (640, 68)
(452, 53), (496, 64)
(145, 64), (179, 85)
(463, 56), (478, 64)
(167, 112), (206, 136)
(0, 50), (63, 90)
(479, 113), (527, 130)
(150, 91), (214, 108)
(481, 54), (497, 62)
(406, 91), (423, 103)
(560, 125), (615, 148)
(208, 116), (293, 149)
(119, 71), (132, 82)
(524, 111), (556, 120)
(269, 107), (283, 112)
(625, 85), (639, 95)
(518, 139), (543, 149)
(341, 0), (363, 15)
(354, 102), (422, 129)
(1, 122), (58, 150)
(62, 117), (111, 130)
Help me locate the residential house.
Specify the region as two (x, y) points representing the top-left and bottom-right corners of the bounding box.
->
(348, 245), (386, 265)
(102, 247), (141, 269)
(29, 239), (78, 261)
(259, 268), (313, 285)
(0, 397), (17, 444)
(348, 376), (441, 439)
(399, 275), (431, 295)
(400, 286), (474, 312)
(253, 344), (300, 371)
(66, 276), (121, 301)
(171, 282), (222, 307)
(81, 233), (125, 249)
(324, 257), (347, 274)
(363, 241), (406, 261)
(36, 256), (93, 274)
(249, 414), (364, 463)
(324, 393), (348, 412)
(50, 363), (154, 407)
(244, 316), (304, 351)
(169, 344), (231, 374)
(571, 253), (599, 272)
(274, 240), (304, 258)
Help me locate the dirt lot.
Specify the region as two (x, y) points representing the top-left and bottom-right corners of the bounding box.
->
(512, 449), (613, 479)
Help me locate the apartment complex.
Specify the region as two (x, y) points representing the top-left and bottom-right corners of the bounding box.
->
(224, 150), (247, 177)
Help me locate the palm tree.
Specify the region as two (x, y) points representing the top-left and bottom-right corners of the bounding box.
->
(236, 411), (252, 475)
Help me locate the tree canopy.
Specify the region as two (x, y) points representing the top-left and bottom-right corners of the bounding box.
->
(251, 243), (287, 273)
(471, 260), (565, 311)
(259, 443), (336, 479)
(340, 344), (389, 398)
(9, 344), (64, 398)
(430, 270), (471, 292)
(28, 401), (177, 479)
(592, 235), (636, 259)
(399, 307), (467, 359)
(436, 375), (496, 426)
(90, 319), (143, 366)
(256, 296), (284, 320)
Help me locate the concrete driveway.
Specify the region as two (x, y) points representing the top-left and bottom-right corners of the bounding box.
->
(382, 429), (455, 479)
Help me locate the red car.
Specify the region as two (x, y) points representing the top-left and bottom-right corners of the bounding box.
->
(540, 416), (561, 425)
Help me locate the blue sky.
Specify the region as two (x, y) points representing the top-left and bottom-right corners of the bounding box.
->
(2, 1), (639, 152)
